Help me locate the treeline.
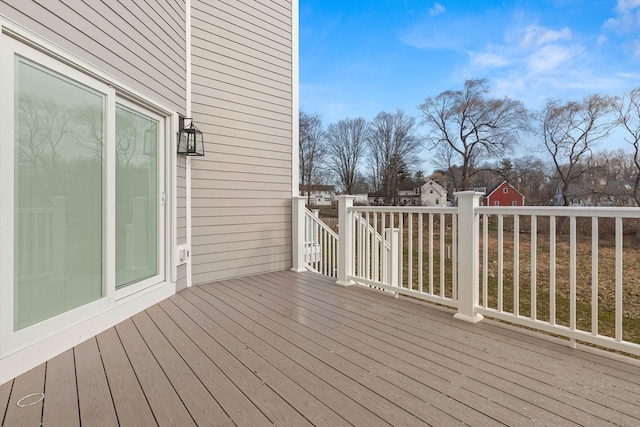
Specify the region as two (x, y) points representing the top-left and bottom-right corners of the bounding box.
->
(300, 79), (640, 207)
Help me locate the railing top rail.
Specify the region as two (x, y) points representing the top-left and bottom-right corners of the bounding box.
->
(477, 206), (640, 218)
(348, 206), (458, 214)
(305, 208), (339, 239)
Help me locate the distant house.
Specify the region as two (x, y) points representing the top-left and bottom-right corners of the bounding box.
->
(397, 181), (426, 205)
(484, 181), (525, 206)
(368, 192), (385, 206)
(554, 184), (592, 206)
(300, 185), (336, 206)
(367, 181), (426, 206)
(420, 180), (448, 207)
(555, 181), (637, 207)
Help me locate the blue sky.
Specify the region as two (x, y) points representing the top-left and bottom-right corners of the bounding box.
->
(299, 0), (640, 154)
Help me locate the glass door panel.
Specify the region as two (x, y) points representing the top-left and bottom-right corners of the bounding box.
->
(14, 58), (105, 330)
(115, 105), (159, 289)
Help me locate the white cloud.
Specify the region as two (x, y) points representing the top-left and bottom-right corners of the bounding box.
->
(617, 0), (640, 12)
(429, 3), (445, 16)
(602, 0), (640, 61)
(603, 0), (640, 33)
(527, 44), (582, 74)
(455, 22), (598, 107)
(521, 25), (572, 47)
(469, 51), (509, 68)
(596, 34), (608, 46)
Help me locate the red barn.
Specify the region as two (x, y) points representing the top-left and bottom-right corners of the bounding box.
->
(484, 181), (525, 206)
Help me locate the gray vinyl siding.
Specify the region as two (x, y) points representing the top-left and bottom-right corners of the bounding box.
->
(190, 0), (293, 284)
(176, 263), (188, 292)
(177, 156), (188, 245)
(0, 0), (186, 111)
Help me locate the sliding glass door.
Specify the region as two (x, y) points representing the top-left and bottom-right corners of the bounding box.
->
(14, 57), (104, 329)
(7, 41), (167, 335)
(115, 103), (163, 291)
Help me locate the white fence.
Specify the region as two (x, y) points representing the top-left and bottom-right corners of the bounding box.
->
(475, 205), (640, 354)
(294, 204), (339, 278)
(293, 194), (640, 355)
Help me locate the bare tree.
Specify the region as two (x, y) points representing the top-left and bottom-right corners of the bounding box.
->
(325, 117), (369, 194)
(367, 109), (422, 204)
(299, 110), (326, 204)
(16, 94), (74, 175)
(536, 94), (616, 206)
(419, 79), (529, 190)
(615, 87), (640, 206)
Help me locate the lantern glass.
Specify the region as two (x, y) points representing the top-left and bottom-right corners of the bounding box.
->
(177, 120), (204, 156)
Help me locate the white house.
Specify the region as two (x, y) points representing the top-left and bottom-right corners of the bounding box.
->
(300, 184), (336, 206)
(420, 180), (448, 206)
(0, 0), (297, 384)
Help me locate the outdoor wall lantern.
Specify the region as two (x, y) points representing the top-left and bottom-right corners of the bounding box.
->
(177, 116), (205, 156)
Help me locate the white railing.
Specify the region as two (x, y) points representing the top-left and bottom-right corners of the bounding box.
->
(348, 206), (459, 308)
(476, 206), (640, 355)
(297, 205), (339, 278)
(293, 193), (640, 355)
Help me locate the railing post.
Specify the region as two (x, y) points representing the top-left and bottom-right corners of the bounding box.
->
(385, 227), (399, 296)
(336, 195), (356, 286)
(453, 191), (484, 323)
(291, 196), (307, 273)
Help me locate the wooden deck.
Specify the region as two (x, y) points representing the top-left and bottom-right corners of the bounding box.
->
(1, 270), (639, 426)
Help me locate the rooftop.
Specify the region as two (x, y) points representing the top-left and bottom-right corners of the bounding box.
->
(2, 270), (639, 426)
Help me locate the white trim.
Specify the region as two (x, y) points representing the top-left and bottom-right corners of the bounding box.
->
(185, 0), (193, 287)
(0, 20), (15, 366)
(0, 281), (175, 385)
(291, 0), (300, 196)
(1, 37), (115, 353)
(169, 115), (178, 283)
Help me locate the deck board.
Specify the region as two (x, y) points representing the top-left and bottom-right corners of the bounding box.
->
(157, 298), (315, 427)
(95, 328), (156, 426)
(145, 303), (275, 426)
(115, 318), (196, 427)
(75, 337), (119, 426)
(241, 273), (582, 425)
(130, 310), (234, 427)
(270, 271), (640, 425)
(216, 277), (498, 426)
(170, 291), (349, 427)
(201, 282), (435, 426)
(186, 286), (389, 426)
(3, 364), (44, 427)
(42, 348), (79, 427)
(2, 270), (639, 426)
(0, 379), (12, 424)
(234, 274), (534, 425)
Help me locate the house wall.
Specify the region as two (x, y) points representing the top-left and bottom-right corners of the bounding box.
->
(421, 182), (447, 206)
(189, 0), (294, 284)
(487, 182), (525, 206)
(0, 0), (187, 111)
